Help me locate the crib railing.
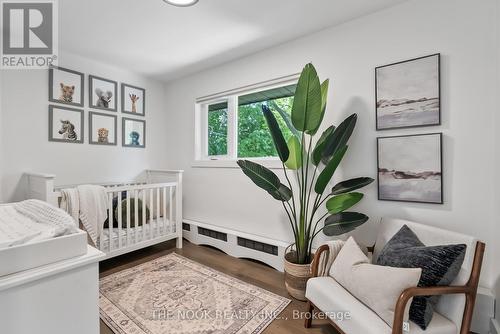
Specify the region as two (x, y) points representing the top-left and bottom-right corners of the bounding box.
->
(99, 181), (179, 254)
(25, 169), (184, 258)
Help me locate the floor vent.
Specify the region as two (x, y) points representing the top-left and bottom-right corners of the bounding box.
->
(237, 237), (278, 256)
(182, 223), (191, 231)
(197, 227), (227, 242)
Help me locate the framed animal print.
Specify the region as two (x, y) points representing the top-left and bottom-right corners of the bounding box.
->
(89, 75), (117, 111)
(89, 112), (117, 146)
(48, 105), (84, 144)
(376, 53), (440, 130)
(121, 83), (145, 116)
(122, 117), (145, 148)
(377, 133), (442, 204)
(48, 66), (84, 107)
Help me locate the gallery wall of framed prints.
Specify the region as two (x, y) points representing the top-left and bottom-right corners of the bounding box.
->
(48, 65), (146, 149)
(375, 53), (443, 204)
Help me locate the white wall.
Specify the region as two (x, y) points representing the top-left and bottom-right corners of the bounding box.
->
(0, 51), (168, 202)
(163, 0), (499, 290)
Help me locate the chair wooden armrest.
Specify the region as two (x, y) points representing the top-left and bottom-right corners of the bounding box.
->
(310, 244), (330, 278)
(391, 241), (485, 334)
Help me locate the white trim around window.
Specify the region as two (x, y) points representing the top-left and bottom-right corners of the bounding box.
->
(193, 73), (299, 169)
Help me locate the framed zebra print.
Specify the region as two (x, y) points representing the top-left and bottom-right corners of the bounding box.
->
(48, 105), (84, 144)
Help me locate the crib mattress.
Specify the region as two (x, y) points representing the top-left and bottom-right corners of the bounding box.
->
(99, 219), (174, 249)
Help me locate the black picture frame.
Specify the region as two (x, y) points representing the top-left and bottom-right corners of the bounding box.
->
(48, 105), (84, 144)
(122, 117), (146, 148)
(89, 75), (118, 112)
(377, 132), (443, 204)
(48, 66), (85, 107)
(121, 83), (146, 116)
(89, 111), (118, 146)
(375, 53), (441, 130)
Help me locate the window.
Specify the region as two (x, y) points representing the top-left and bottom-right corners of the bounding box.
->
(207, 102), (228, 156)
(237, 85), (295, 158)
(195, 75), (298, 167)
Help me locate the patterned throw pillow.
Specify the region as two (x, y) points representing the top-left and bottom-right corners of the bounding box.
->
(376, 225), (466, 329)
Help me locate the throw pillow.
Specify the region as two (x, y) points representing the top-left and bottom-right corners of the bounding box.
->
(330, 237), (422, 327)
(376, 225), (466, 329)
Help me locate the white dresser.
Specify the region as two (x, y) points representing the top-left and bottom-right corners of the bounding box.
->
(0, 246), (104, 334)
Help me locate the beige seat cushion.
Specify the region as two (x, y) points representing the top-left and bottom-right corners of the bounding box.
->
(329, 237), (421, 326)
(305, 277), (457, 334)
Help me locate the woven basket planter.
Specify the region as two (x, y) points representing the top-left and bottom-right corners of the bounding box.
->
(284, 251), (313, 301)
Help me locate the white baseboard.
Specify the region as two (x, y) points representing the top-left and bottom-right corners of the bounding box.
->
(182, 219), (289, 271)
(491, 318), (499, 334)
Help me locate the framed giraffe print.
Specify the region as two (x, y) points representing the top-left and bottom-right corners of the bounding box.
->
(121, 83), (145, 116)
(48, 105), (84, 144)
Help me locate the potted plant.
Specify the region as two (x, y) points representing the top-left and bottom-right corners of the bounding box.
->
(237, 63), (373, 300)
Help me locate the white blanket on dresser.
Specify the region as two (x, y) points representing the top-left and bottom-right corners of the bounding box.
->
(0, 199), (78, 249)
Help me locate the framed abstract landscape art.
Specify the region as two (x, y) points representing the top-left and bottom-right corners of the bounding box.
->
(376, 53), (440, 130)
(377, 133), (443, 204)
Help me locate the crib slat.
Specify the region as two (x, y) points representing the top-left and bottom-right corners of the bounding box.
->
(134, 190), (139, 244)
(163, 187), (167, 234)
(127, 191), (131, 246)
(108, 192), (114, 252)
(156, 187), (160, 236)
(118, 191), (123, 249)
(142, 189), (146, 242)
(149, 189), (154, 239)
(169, 187), (173, 234)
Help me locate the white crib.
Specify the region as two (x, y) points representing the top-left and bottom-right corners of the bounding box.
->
(25, 170), (183, 260)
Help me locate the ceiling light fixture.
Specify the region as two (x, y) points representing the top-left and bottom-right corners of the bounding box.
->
(163, 0), (199, 7)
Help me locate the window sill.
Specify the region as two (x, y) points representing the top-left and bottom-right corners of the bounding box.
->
(192, 158), (283, 169)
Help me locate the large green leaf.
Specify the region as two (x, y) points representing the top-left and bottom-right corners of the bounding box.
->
(285, 136), (302, 170)
(309, 79), (330, 135)
(322, 113), (357, 164)
(323, 212), (369, 236)
(237, 160), (292, 201)
(269, 100), (300, 139)
(314, 145), (348, 194)
(312, 125), (335, 165)
(262, 105), (289, 163)
(331, 177), (374, 195)
(291, 63), (322, 133)
(326, 192), (364, 214)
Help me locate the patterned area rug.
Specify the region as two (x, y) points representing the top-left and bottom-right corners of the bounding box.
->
(100, 253), (290, 334)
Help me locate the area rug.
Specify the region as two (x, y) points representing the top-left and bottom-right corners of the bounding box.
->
(99, 253), (290, 334)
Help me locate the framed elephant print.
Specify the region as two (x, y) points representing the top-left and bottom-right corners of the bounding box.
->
(121, 83), (145, 116)
(89, 75), (117, 111)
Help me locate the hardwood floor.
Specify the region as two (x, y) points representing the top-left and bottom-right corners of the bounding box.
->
(99, 239), (337, 334)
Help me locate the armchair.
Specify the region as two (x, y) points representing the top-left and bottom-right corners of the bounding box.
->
(304, 218), (485, 334)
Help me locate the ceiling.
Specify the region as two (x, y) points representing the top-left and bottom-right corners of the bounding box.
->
(59, 0), (408, 82)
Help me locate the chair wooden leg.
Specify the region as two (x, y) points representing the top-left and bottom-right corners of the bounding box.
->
(304, 300), (314, 328)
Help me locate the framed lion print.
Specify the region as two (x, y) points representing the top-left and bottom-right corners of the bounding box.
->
(49, 66), (84, 107)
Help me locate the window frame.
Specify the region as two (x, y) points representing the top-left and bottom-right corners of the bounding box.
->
(194, 74), (299, 169)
